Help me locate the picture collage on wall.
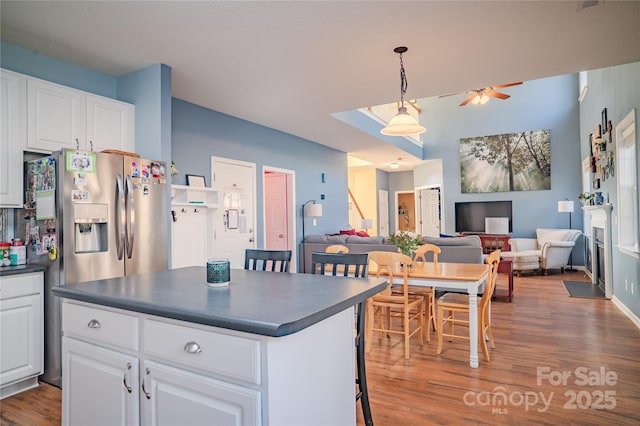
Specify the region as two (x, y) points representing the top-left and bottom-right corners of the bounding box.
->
(590, 107), (615, 190)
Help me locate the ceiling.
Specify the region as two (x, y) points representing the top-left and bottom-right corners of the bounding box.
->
(2, 1), (639, 172)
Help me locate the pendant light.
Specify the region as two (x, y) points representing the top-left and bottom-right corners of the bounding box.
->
(381, 46), (426, 136)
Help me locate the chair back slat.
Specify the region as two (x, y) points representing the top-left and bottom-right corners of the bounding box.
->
(480, 250), (501, 310)
(412, 243), (441, 265)
(244, 249), (292, 272)
(311, 252), (369, 278)
(367, 251), (413, 301)
(325, 244), (350, 254)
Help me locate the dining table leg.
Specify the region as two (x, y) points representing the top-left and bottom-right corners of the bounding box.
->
(467, 292), (480, 368)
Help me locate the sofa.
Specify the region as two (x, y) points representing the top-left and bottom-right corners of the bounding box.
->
(503, 228), (582, 275)
(299, 234), (483, 273)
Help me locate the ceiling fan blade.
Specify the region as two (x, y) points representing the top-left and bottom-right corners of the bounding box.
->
(459, 94), (476, 106)
(438, 92), (466, 98)
(486, 91), (510, 100)
(491, 82), (522, 89)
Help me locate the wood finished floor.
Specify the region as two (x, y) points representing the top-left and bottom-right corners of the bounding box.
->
(1, 271), (639, 425)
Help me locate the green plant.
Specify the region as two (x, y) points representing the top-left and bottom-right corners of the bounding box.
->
(171, 161), (179, 177)
(389, 231), (423, 256)
(578, 192), (594, 204)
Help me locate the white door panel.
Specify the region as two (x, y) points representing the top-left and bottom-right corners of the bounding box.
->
(211, 157), (256, 269)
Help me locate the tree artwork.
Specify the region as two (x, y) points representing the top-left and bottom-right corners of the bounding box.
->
(459, 129), (551, 193)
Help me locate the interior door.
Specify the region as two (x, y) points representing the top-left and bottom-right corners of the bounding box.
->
(418, 187), (441, 238)
(264, 172), (288, 250)
(378, 190), (389, 237)
(211, 157), (256, 269)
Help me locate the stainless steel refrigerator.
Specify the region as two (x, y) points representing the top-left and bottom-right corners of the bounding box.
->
(23, 149), (168, 387)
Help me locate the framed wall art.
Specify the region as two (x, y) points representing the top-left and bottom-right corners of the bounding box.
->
(186, 174), (206, 187)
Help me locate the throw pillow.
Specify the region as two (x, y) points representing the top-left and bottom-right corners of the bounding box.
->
(356, 231), (370, 237)
(339, 229), (356, 236)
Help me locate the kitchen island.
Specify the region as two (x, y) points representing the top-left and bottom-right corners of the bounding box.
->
(52, 266), (386, 426)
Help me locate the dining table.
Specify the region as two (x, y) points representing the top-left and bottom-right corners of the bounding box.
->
(369, 261), (489, 368)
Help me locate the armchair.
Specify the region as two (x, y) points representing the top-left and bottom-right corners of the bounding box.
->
(506, 228), (581, 275)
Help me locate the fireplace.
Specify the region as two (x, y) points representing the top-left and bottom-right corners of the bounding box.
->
(594, 227), (605, 293)
(584, 204), (613, 298)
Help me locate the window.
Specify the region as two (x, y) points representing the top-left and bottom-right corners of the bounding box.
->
(616, 109), (638, 254)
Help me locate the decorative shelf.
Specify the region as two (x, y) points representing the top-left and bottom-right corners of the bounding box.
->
(171, 185), (219, 208)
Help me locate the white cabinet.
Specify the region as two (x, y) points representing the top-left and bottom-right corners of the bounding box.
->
(170, 185), (219, 269)
(86, 94), (134, 153)
(0, 69), (27, 207)
(62, 337), (139, 425)
(27, 77), (134, 153)
(0, 272), (44, 399)
(61, 301), (261, 426)
(141, 360), (260, 426)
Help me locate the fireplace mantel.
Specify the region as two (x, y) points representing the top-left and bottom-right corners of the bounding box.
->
(583, 204), (613, 298)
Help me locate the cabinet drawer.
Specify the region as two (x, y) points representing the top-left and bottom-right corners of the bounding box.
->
(62, 302), (138, 351)
(0, 272), (43, 300)
(144, 319), (261, 385)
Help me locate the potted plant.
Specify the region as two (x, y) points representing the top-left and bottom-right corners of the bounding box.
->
(578, 192), (594, 206)
(389, 230), (423, 257)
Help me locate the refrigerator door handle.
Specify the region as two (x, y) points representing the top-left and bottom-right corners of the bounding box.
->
(116, 174), (125, 260)
(125, 175), (135, 259)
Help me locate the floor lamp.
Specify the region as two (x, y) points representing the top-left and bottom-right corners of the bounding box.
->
(558, 199), (575, 270)
(302, 200), (322, 241)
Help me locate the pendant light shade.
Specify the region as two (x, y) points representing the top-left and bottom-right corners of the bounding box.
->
(381, 106), (426, 136)
(381, 46), (426, 137)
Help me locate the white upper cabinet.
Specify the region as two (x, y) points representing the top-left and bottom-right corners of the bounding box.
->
(27, 77), (134, 154)
(0, 69), (27, 207)
(86, 94), (134, 153)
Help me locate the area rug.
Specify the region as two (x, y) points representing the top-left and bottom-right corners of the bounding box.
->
(563, 281), (606, 299)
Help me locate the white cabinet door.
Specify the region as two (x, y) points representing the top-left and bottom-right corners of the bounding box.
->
(27, 78), (85, 152)
(0, 69), (27, 207)
(62, 337), (139, 426)
(140, 360), (261, 426)
(87, 94), (134, 153)
(0, 294), (42, 386)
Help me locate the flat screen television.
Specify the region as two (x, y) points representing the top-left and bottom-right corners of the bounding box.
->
(455, 201), (513, 233)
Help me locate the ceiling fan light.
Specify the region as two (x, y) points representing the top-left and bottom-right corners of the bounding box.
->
(471, 94), (490, 105)
(380, 106), (426, 136)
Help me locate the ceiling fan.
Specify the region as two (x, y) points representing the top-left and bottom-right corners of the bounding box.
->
(439, 82), (523, 106)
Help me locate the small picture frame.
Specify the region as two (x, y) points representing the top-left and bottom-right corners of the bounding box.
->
(186, 174), (206, 187)
(601, 108), (608, 135)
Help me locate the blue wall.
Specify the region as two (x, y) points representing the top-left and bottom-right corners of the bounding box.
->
(1, 41), (116, 98)
(420, 73), (582, 238)
(171, 98), (349, 248)
(579, 61), (640, 318)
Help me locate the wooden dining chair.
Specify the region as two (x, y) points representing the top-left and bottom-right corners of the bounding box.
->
(310, 252), (373, 426)
(243, 249), (292, 272)
(366, 251), (424, 359)
(409, 243), (440, 341)
(436, 250), (501, 362)
(325, 244), (350, 254)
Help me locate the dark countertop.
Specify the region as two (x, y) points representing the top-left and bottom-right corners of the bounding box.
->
(52, 267), (387, 337)
(0, 263), (47, 276)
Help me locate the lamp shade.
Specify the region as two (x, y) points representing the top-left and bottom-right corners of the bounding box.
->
(305, 203), (323, 217)
(558, 200), (574, 213)
(380, 107), (426, 136)
(361, 218), (373, 229)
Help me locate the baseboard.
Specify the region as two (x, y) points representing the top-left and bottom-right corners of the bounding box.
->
(611, 295), (640, 330)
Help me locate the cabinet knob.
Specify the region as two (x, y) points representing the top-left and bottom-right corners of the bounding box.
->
(183, 341), (202, 354)
(87, 319), (101, 329)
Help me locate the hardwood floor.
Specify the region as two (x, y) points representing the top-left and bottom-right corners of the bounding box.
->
(1, 271), (639, 425)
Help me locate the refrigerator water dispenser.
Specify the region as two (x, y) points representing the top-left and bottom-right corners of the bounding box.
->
(73, 203), (108, 253)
